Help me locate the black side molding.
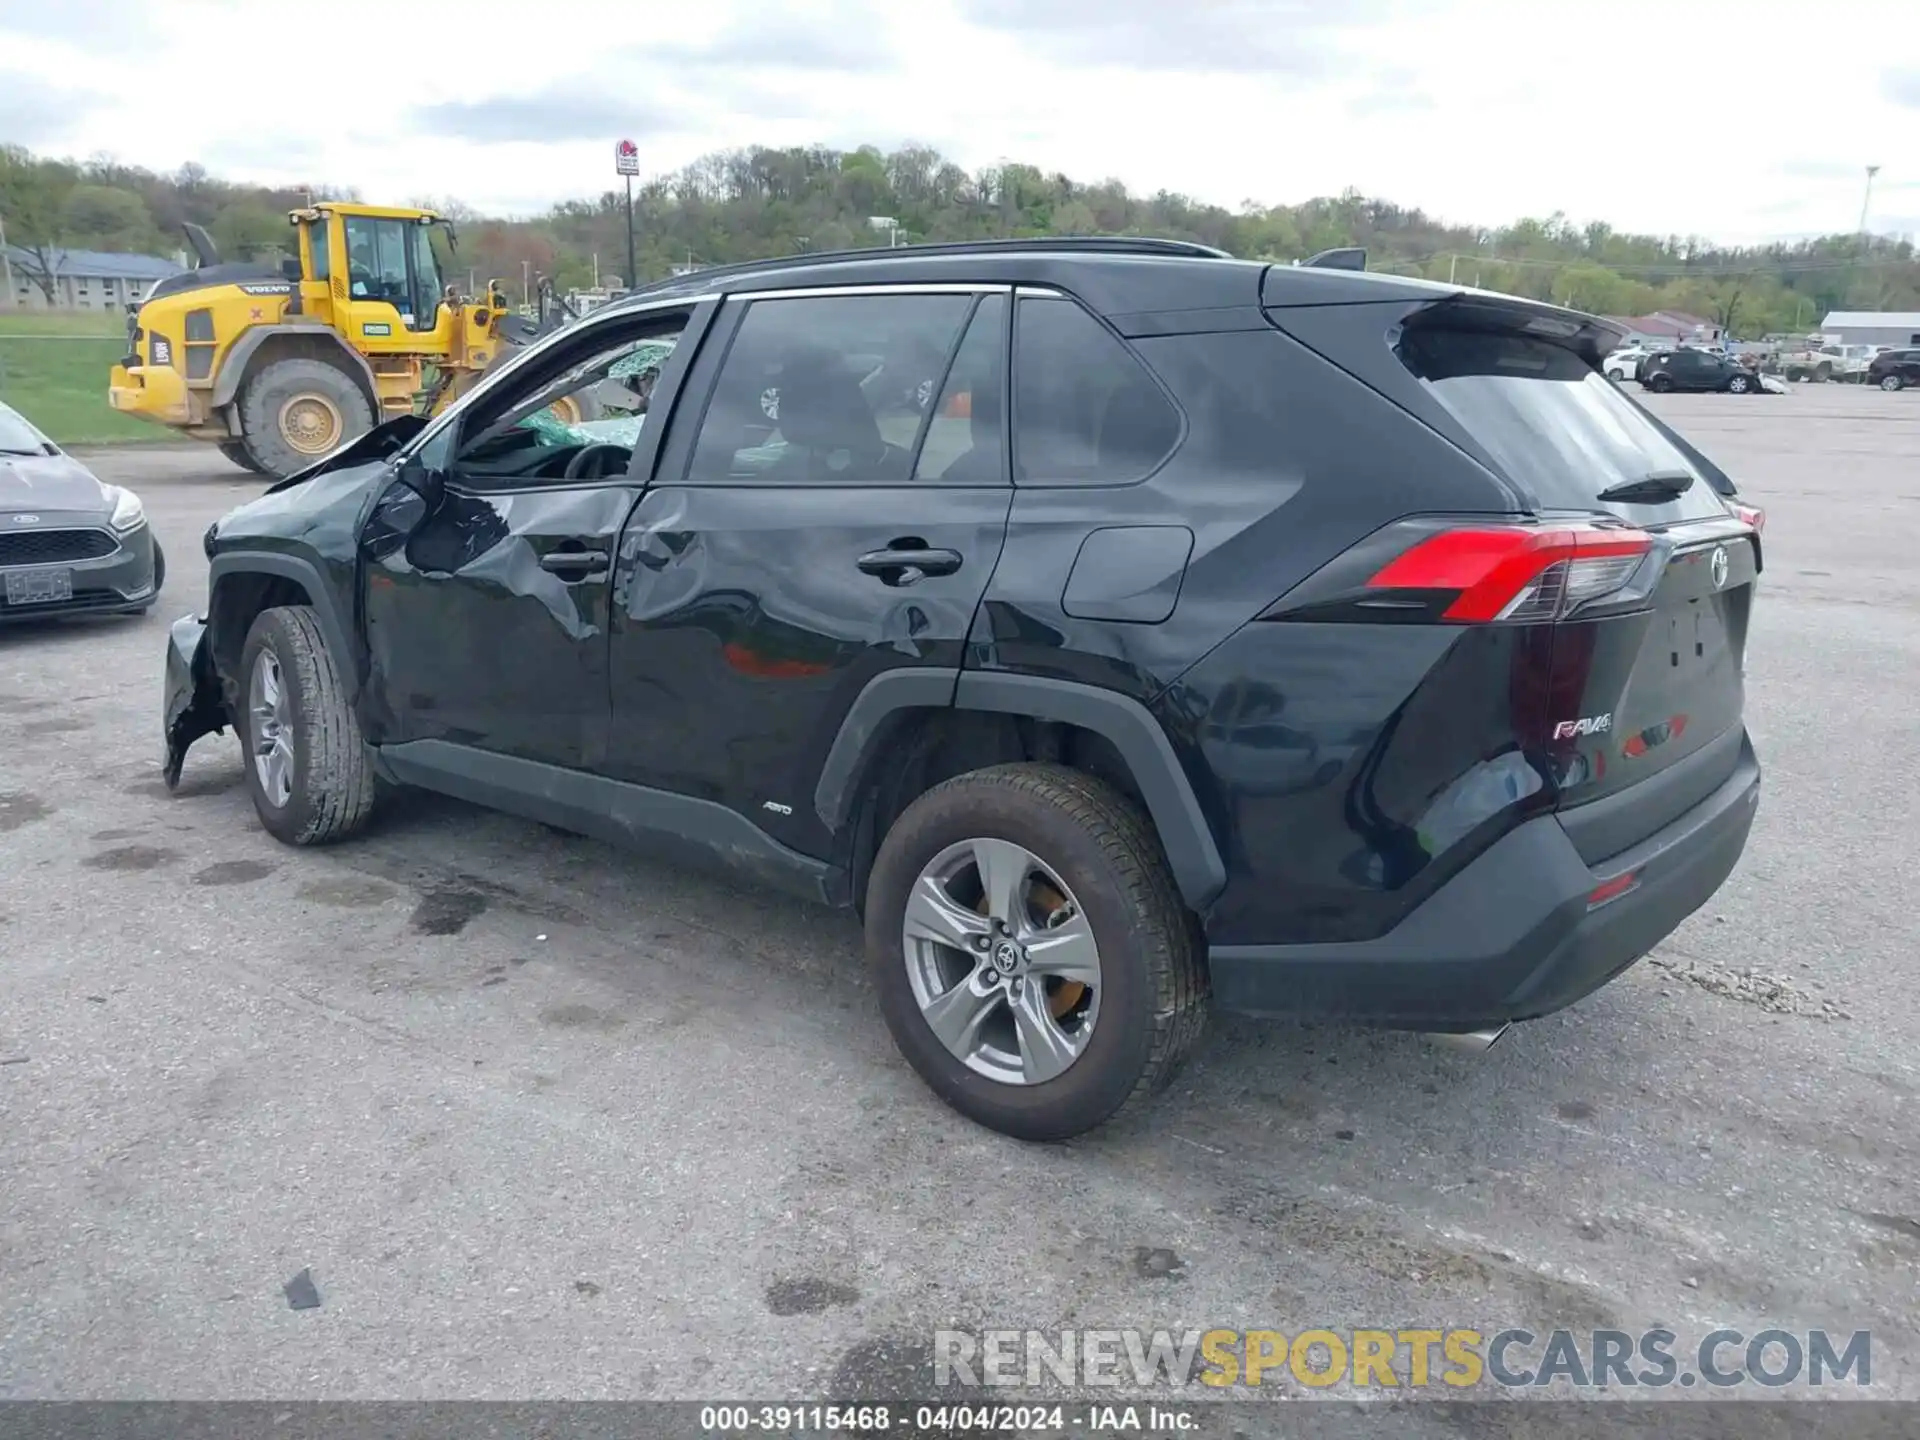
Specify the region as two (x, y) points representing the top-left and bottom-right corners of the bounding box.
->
(954, 672), (1227, 911)
(813, 667), (961, 831)
(208, 552), (360, 703)
(380, 739), (845, 907)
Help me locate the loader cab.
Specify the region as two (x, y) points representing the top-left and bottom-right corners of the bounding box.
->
(297, 205), (452, 346)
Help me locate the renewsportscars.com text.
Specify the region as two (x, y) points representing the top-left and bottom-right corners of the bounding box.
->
(934, 1327), (1873, 1391)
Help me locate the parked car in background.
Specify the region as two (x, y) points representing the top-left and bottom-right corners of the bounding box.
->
(1603, 344), (1665, 382)
(1640, 349), (1779, 394)
(1867, 348), (1920, 391)
(1, 400), (166, 623)
(1774, 341), (1869, 383)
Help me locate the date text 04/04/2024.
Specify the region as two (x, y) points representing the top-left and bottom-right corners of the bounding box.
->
(697, 1403), (1199, 1431)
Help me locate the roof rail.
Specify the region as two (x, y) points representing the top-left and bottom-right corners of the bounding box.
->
(622, 235), (1234, 299)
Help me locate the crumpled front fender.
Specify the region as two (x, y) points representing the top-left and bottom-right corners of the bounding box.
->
(163, 614), (230, 790)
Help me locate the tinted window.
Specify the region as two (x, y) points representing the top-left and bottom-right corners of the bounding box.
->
(306, 220), (330, 282)
(1013, 297), (1180, 485)
(687, 293), (971, 484)
(914, 294), (1006, 484)
(1397, 327), (1733, 522)
(343, 216), (411, 311)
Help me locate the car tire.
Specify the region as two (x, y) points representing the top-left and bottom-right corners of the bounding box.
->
(1882, 374), (1905, 392)
(1727, 374), (1752, 393)
(864, 762), (1209, 1141)
(1647, 373), (1674, 393)
(238, 604), (377, 846)
(152, 538), (166, 594)
(240, 359), (374, 480)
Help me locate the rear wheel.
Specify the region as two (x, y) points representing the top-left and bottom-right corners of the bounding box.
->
(239, 359), (373, 480)
(239, 605), (378, 846)
(865, 763), (1208, 1141)
(1647, 372), (1674, 393)
(217, 440), (268, 475)
(1882, 374), (1906, 392)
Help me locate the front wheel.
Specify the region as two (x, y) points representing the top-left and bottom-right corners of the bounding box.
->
(1647, 373), (1674, 393)
(1882, 374), (1906, 392)
(865, 763), (1208, 1141)
(1727, 374), (1753, 393)
(239, 605), (378, 846)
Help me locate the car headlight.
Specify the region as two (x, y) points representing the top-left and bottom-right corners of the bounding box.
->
(105, 485), (146, 533)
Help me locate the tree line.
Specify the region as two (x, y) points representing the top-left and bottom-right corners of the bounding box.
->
(4, 140), (1915, 337)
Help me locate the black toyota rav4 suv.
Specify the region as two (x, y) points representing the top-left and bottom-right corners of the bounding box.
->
(163, 238), (1764, 1140)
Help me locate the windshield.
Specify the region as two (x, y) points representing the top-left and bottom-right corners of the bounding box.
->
(1397, 326), (1733, 522)
(0, 404), (53, 454)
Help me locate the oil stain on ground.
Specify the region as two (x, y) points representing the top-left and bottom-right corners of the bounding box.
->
(298, 877), (398, 908)
(0, 792), (51, 834)
(764, 1277), (861, 1316)
(89, 828), (146, 842)
(193, 859), (276, 886)
(538, 1004), (627, 1033)
(83, 846), (177, 872)
(408, 886), (489, 936)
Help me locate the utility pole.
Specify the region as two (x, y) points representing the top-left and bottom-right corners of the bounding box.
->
(625, 173), (636, 290)
(614, 139), (641, 291)
(1448, 253), (1458, 285)
(1859, 165), (1880, 240)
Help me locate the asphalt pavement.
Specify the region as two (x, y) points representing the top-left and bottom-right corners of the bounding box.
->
(1, 386), (1916, 1403)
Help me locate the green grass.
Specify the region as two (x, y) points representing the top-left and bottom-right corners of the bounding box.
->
(0, 310), (128, 337)
(0, 329), (169, 446)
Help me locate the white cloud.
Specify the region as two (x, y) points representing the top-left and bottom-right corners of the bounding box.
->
(2, 0), (1916, 241)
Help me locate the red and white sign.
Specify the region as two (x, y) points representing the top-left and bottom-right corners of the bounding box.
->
(614, 139), (640, 177)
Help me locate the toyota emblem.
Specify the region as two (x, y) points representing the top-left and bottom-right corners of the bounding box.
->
(1709, 545), (1730, 590)
(11, 514), (40, 524)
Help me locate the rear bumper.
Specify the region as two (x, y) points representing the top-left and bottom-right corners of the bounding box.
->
(1209, 733), (1761, 1028)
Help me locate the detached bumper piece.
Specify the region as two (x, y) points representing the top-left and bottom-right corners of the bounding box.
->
(163, 615), (229, 790)
(1209, 734), (1761, 1030)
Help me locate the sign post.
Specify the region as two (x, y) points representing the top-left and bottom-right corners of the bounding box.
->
(615, 139), (640, 293)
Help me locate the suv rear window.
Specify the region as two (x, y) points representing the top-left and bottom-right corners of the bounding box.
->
(1396, 326), (1733, 522)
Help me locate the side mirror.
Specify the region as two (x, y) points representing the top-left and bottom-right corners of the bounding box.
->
(395, 455), (444, 510)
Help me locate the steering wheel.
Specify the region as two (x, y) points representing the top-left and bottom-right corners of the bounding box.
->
(562, 443), (629, 480)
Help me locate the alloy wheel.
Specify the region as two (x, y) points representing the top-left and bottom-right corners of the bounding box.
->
(901, 837), (1102, 1086)
(249, 649), (295, 808)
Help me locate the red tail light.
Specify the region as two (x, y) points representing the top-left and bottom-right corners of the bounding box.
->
(1367, 524), (1655, 623)
(1732, 502), (1765, 532)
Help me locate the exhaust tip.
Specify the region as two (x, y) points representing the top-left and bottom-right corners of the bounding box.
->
(1425, 1023), (1511, 1054)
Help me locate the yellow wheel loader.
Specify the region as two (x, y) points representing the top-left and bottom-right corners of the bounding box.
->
(107, 203), (582, 478)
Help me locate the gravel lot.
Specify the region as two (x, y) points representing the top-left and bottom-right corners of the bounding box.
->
(2, 386), (1916, 1402)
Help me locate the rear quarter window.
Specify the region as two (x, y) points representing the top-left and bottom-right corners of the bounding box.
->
(1012, 296), (1181, 485)
(1396, 326), (1733, 522)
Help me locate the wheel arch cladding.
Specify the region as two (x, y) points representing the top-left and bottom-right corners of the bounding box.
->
(208, 554), (360, 704)
(815, 669), (1227, 912)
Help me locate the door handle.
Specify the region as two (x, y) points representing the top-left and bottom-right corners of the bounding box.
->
(540, 549), (610, 576)
(856, 546), (963, 585)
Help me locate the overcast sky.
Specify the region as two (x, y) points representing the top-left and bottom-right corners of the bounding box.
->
(4, 0), (1917, 244)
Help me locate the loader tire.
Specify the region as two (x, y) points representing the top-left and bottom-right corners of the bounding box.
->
(240, 359), (373, 479)
(217, 441), (269, 476)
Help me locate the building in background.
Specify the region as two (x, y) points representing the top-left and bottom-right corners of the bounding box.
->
(2, 246), (185, 312)
(1601, 310), (1725, 349)
(1820, 311), (1920, 348)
